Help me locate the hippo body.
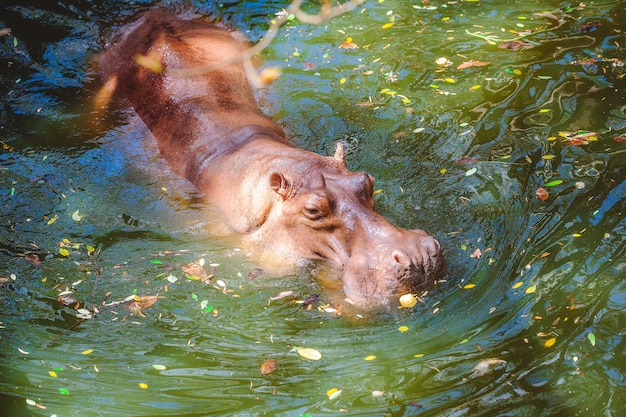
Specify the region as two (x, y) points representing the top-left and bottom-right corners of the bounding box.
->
(100, 9), (443, 305)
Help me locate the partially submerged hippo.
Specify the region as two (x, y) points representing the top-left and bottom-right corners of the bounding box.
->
(99, 9), (443, 305)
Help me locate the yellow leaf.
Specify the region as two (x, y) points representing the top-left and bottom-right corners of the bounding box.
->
(513, 69), (522, 75)
(470, 85), (481, 90)
(539, 109), (550, 113)
(463, 283), (476, 289)
(48, 371), (58, 378)
(544, 337), (556, 348)
(525, 285), (537, 294)
(47, 214), (58, 225)
(547, 136), (557, 141)
(444, 77), (456, 83)
(59, 248), (70, 257)
(138, 383), (148, 389)
(340, 77), (346, 84)
(512, 281), (523, 289)
(543, 155), (556, 160)
(82, 349), (94, 355)
(572, 233), (582, 237)
(296, 347), (322, 361)
(399, 293), (417, 308)
(414, 353), (425, 358)
(398, 326), (409, 333)
(364, 355), (376, 361)
(327, 387), (342, 400)
(382, 22), (394, 29)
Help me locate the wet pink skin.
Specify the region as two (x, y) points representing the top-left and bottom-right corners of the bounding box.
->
(100, 9), (444, 305)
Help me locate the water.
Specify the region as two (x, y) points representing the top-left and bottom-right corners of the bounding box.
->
(1, 1), (624, 416)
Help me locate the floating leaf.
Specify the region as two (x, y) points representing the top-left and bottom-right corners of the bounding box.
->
(544, 179), (563, 187)
(48, 371), (58, 378)
(152, 364), (167, 371)
(470, 85), (482, 90)
(525, 285), (537, 294)
(470, 248), (482, 259)
(498, 40), (534, 50)
(444, 77), (456, 84)
(126, 295), (159, 314)
(463, 283), (476, 289)
(339, 41), (358, 49)
(296, 347), (322, 361)
(261, 359), (278, 375)
(398, 326), (409, 333)
(465, 167), (477, 176)
(399, 293), (417, 308)
(414, 353), (425, 358)
(58, 388), (70, 396)
(544, 337), (556, 348)
(459, 338), (469, 344)
(512, 281), (523, 289)
(150, 259), (163, 265)
(381, 22), (394, 29)
(456, 60), (490, 70)
(327, 387), (342, 400)
(138, 383), (148, 389)
(59, 248), (70, 257)
(539, 109), (550, 113)
(535, 187), (549, 201)
(26, 399), (37, 406)
(364, 355), (376, 361)
(81, 349), (93, 355)
(471, 358), (507, 378)
(47, 214), (59, 225)
(71, 210), (82, 222)
(587, 332), (596, 346)
(542, 154), (555, 159)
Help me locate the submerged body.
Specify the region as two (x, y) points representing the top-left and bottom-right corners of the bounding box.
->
(100, 9), (444, 305)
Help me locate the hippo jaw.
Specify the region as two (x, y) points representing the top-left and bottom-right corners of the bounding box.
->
(339, 234), (444, 305)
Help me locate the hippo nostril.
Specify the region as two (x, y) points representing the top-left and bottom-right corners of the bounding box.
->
(422, 237), (440, 257)
(391, 250), (411, 267)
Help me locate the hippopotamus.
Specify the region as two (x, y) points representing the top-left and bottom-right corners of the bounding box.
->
(99, 9), (443, 305)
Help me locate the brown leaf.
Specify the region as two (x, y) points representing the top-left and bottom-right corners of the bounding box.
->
(182, 262), (213, 282)
(535, 187), (549, 201)
(248, 268), (263, 280)
(126, 295), (159, 314)
(58, 294), (79, 306)
(614, 135), (626, 143)
(471, 358), (507, 378)
(498, 40), (534, 51)
(565, 131), (597, 146)
(261, 359), (278, 375)
(456, 60), (490, 70)
(24, 254), (41, 267)
(339, 41), (358, 49)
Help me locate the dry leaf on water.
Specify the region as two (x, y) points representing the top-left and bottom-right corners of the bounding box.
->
(261, 359), (278, 375)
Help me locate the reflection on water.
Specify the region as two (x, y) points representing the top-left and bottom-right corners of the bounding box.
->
(1, 1), (624, 416)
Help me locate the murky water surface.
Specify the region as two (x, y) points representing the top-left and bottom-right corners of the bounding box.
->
(1, 1), (624, 416)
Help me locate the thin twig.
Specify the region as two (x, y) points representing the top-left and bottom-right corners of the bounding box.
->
(173, 0), (366, 85)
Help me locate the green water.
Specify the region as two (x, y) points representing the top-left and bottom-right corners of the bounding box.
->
(1, 1), (624, 416)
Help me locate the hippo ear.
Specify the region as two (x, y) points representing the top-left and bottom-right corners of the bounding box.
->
(269, 172), (291, 199)
(333, 142), (347, 167)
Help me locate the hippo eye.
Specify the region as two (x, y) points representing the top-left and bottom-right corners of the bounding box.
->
(303, 206), (323, 220)
(302, 195), (330, 221)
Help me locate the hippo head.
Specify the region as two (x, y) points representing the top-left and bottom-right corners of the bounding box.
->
(263, 143), (444, 305)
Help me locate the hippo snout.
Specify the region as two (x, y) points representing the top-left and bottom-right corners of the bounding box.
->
(342, 234), (444, 305)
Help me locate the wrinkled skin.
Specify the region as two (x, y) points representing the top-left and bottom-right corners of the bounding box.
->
(100, 9), (444, 305)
